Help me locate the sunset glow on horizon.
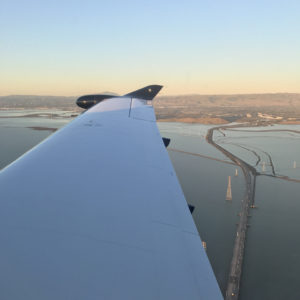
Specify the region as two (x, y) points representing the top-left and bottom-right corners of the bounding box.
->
(1, 0), (300, 96)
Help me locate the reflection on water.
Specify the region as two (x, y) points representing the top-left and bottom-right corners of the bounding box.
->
(1, 111), (300, 299)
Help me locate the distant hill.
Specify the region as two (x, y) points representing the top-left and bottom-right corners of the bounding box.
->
(2, 93), (300, 108)
(1, 93), (300, 123)
(155, 93), (300, 108)
(0, 95), (77, 109)
(154, 93), (300, 122)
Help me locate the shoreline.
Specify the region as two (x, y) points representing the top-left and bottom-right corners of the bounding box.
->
(157, 118), (300, 125)
(1, 109), (300, 125)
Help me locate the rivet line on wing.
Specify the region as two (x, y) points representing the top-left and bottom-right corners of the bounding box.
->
(128, 97), (133, 118)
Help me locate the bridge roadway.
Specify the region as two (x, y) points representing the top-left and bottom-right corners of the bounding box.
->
(206, 126), (257, 300)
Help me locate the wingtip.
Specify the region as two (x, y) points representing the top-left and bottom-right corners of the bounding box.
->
(124, 85), (163, 100)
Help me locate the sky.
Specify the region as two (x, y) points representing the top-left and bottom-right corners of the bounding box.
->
(1, 0), (300, 96)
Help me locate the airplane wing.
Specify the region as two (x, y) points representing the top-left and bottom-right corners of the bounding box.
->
(0, 86), (222, 299)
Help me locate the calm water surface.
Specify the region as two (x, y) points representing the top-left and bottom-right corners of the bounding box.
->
(1, 110), (300, 299)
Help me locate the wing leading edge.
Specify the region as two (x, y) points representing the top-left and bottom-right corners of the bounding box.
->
(0, 86), (222, 299)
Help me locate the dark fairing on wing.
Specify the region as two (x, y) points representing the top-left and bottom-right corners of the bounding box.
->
(76, 94), (117, 109)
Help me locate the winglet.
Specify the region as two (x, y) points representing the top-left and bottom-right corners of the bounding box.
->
(124, 85), (163, 100)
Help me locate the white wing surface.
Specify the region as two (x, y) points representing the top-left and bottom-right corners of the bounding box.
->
(0, 96), (222, 299)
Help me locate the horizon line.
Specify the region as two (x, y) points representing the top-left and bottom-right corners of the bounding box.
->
(2, 91), (300, 98)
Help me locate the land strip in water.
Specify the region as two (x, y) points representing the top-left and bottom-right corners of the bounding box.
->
(225, 128), (300, 134)
(168, 148), (236, 166)
(27, 126), (57, 132)
(262, 173), (300, 183)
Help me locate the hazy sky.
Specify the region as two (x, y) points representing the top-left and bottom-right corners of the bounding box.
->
(1, 0), (300, 96)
